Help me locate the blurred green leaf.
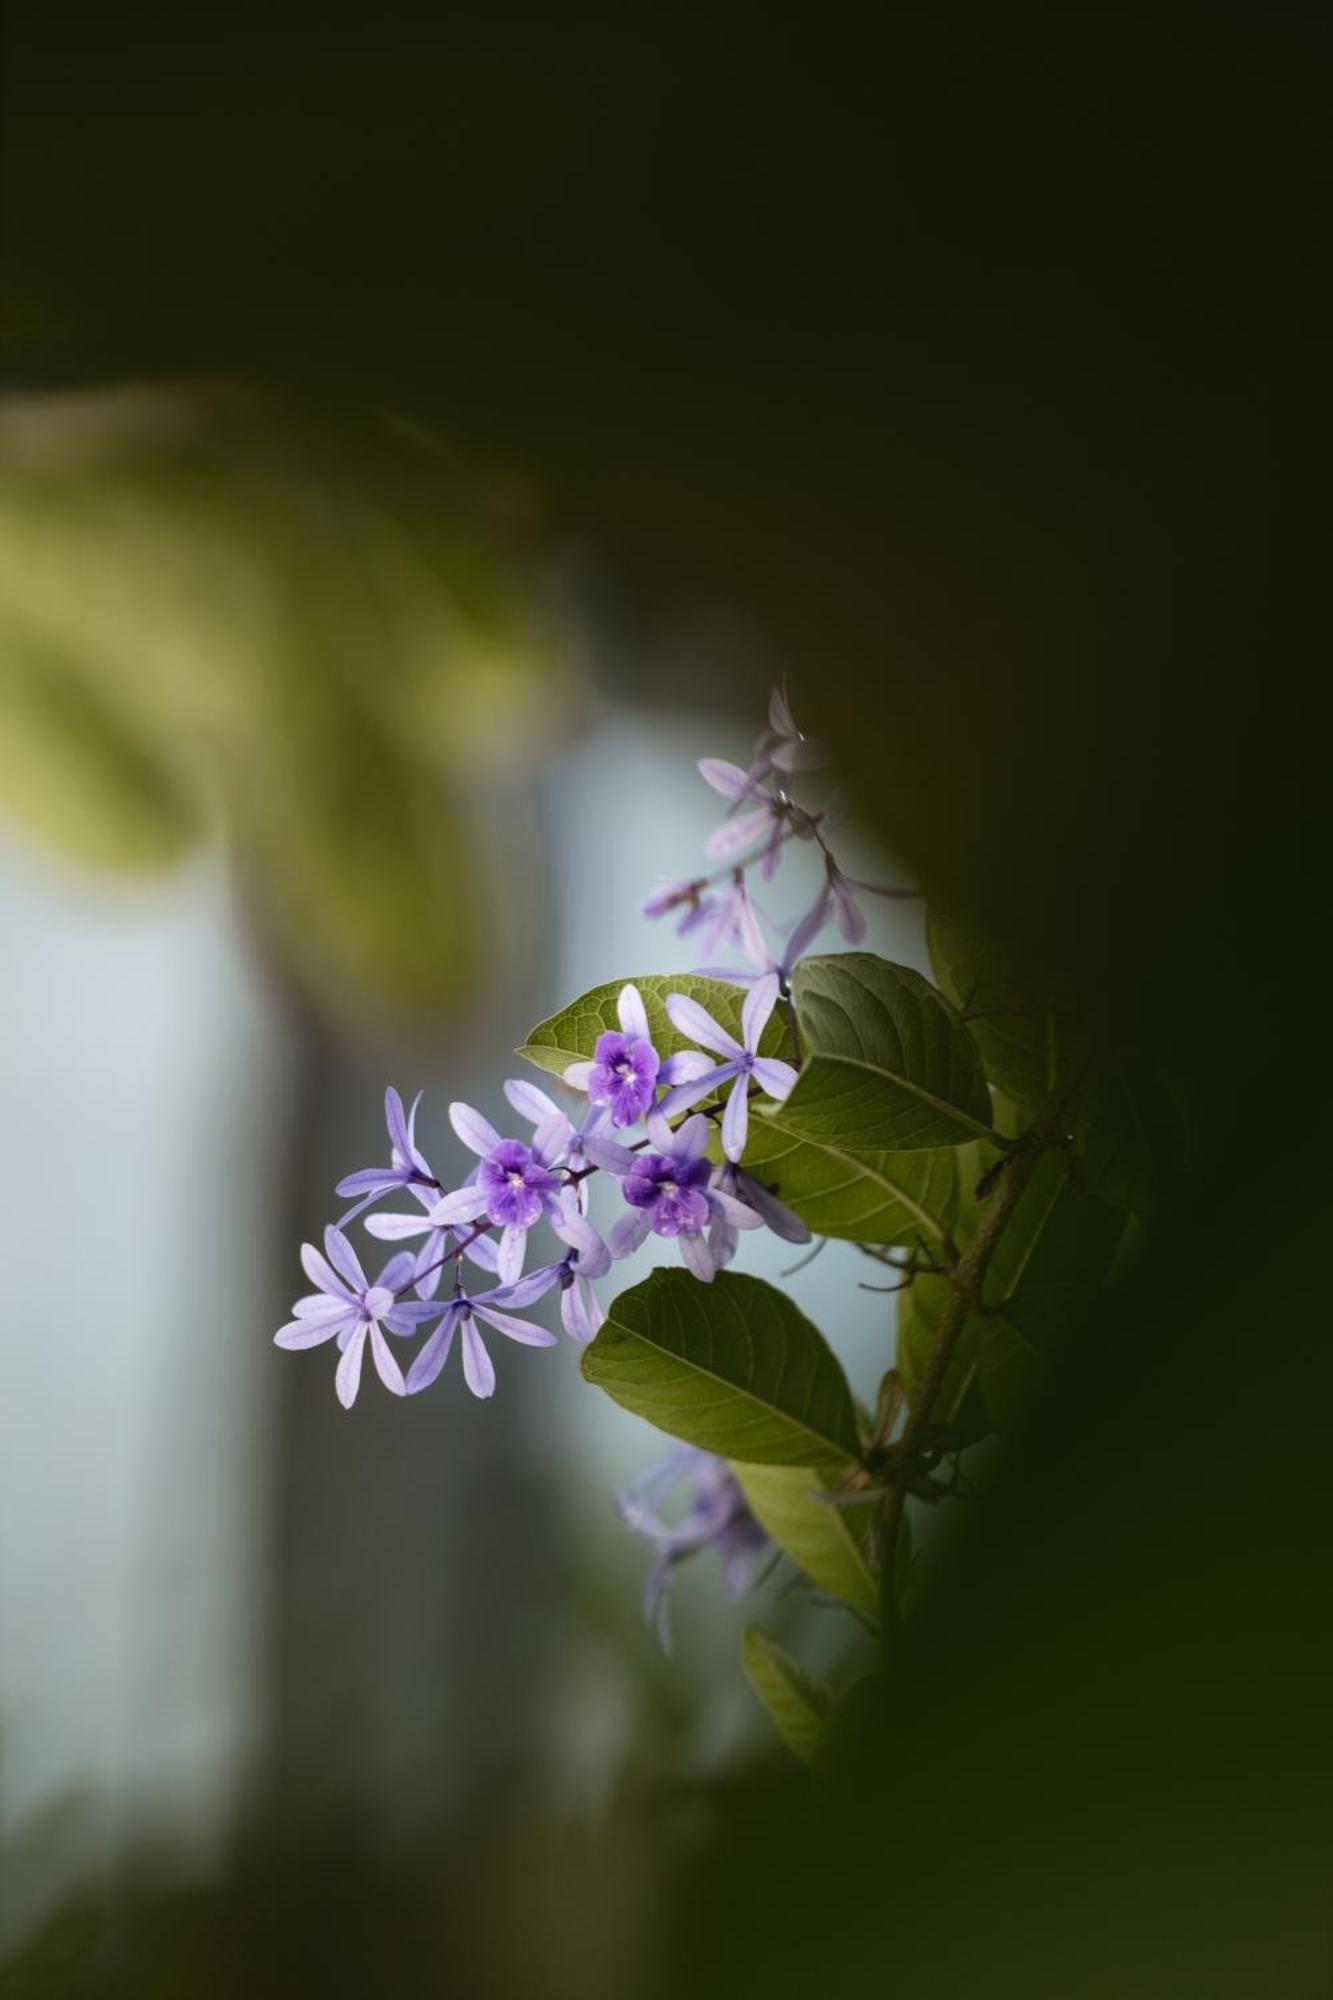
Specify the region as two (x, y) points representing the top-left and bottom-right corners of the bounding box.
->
(582, 1269), (861, 1467)
(927, 903), (1056, 1111)
(780, 953), (994, 1151)
(741, 1626), (831, 1763)
(0, 622), (201, 868)
(0, 388), (579, 1024)
(730, 1462), (880, 1622)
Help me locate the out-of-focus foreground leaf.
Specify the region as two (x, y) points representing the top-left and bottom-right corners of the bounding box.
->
(0, 388), (581, 1025)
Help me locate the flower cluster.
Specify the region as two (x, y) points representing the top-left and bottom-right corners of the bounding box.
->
(272, 686), (902, 1640)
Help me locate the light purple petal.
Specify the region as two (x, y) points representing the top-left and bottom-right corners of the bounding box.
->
(709, 1213), (739, 1270)
(563, 1061), (595, 1091)
(560, 1282), (594, 1343)
(617, 983), (651, 1041)
(504, 1077), (561, 1125)
(496, 1223), (527, 1286)
(292, 1294), (352, 1320)
(658, 1049), (716, 1085)
(369, 1324), (406, 1396)
(275, 1312), (354, 1349)
(769, 685), (795, 737)
(711, 1188), (765, 1229)
(484, 1263), (563, 1309)
(608, 1210), (652, 1259)
(751, 1056), (799, 1100)
(381, 1301), (444, 1334)
(698, 757), (762, 802)
(364, 1211), (435, 1242)
(833, 878), (868, 944)
(323, 1226), (367, 1295)
(464, 1232), (500, 1273)
(384, 1086), (412, 1162)
(734, 888), (769, 968)
(656, 1062), (735, 1119)
(407, 1312), (458, 1393)
(335, 1167), (402, 1197)
(737, 1173), (811, 1242)
(449, 1101), (502, 1158)
(703, 804), (776, 859)
(531, 1110), (573, 1168)
(299, 1242), (357, 1304)
(784, 888), (833, 966)
(721, 1073), (750, 1161)
(675, 1114), (711, 1162)
(460, 1322), (496, 1398)
(581, 1132), (639, 1177)
(427, 1185), (490, 1225)
(665, 992), (742, 1057)
(741, 973), (780, 1052)
(375, 1251), (417, 1293)
(551, 1203), (611, 1279)
(678, 1230), (716, 1282)
(472, 1303), (559, 1346)
(335, 1327), (367, 1408)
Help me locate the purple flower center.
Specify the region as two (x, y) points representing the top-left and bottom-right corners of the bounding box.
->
(362, 1285), (394, 1320)
(588, 1030), (660, 1127)
(479, 1139), (556, 1228)
(624, 1151), (711, 1237)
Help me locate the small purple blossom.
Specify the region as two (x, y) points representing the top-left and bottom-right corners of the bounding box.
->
(751, 684), (826, 780)
(373, 1100), (573, 1285)
(595, 1112), (763, 1281)
(406, 1264), (562, 1400)
(563, 983), (707, 1127)
(335, 1086), (438, 1224)
(657, 973), (800, 1160)
(642, 877), (718, 937)
(274, 1226), (441, 1409)
(695, 884), (833, 988)
(826, 863), (868, 944)
(697, 759), (790, 876)
(619, 1445), (770, 1648)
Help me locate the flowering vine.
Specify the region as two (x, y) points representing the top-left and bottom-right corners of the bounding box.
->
(273, 684), (1133, 1750)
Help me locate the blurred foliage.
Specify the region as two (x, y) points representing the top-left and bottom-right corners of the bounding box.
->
(0, 387), (582, 1026)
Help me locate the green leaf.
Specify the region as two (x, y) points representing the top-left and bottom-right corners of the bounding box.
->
(896, 1275), (1041, 1445)
(730, 1462), (880, 1622)
(926, 905), (1056, 1110)
(742, 1111), (959, 1247)
(518, 971), (792, 1080)
(779, 953), (994, 1151)
(741, 1627), (831, 1763)
(581, 1269), (862, 1466)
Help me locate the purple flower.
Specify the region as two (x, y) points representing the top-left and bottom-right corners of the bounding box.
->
(406, 1265), (562, 1400)
(563, 984), (708, 1127)
(376, 1100), (572, 1285)
(563, 984), (660, 1125)
(826, 864), (868, 944)
(596, 1112), (763, 1281)
(619, 1445), (769, 1649)
(504, 1077), (604, 1168)
(274, 1226), (442, 1409)
(642, 877), (718, 937)
(711, 1161), (812, 1266)
(334, 1086), (438, 1224)
(697, 759), (789, 877)
(657, 973), (800, 1161)
(695, 884), (833, 988)
(751, 684), (826, 780)
(554, 1249), (605, 1343)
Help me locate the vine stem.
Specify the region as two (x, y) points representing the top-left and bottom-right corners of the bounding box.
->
(877, 1084), (1074, 1642)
